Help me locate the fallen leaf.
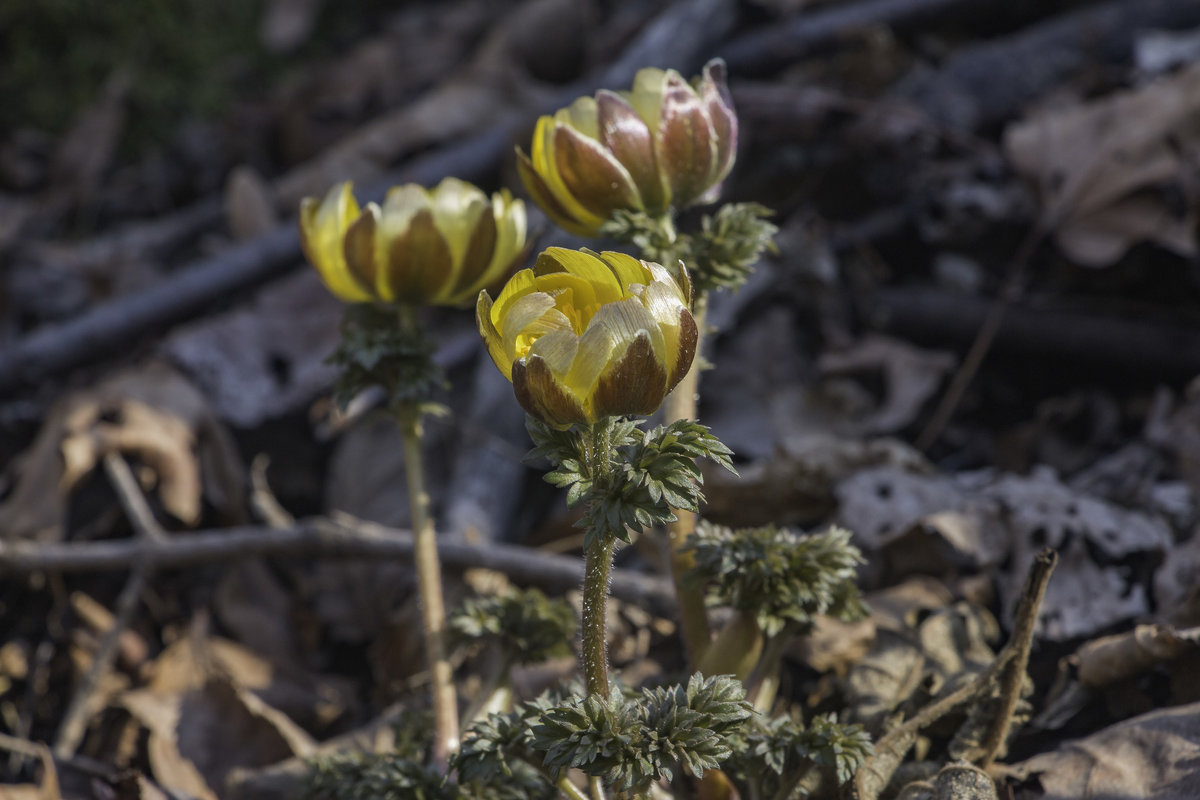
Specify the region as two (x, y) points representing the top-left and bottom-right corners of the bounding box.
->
(1006, 701), (1200, 799)
(1005, 62), (1200, 266)
(0, 362), (245, 541)
(818, 335), (955, 435)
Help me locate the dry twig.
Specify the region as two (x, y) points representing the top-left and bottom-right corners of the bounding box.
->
(0, 514), (676, 615)
(53, 454), (167, 758)
(852, 549), (1058, 799)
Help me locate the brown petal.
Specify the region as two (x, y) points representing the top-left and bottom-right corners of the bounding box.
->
(657, 75), (718, 208)
(385, 209), (453, 303)
(592, 331), (669, 419)
(514, 355), (589, 428)
(700, 59), (738, 187)
(666, 308), (698, 392)
(553, 123), (642, 219)
(516, 147), (593, 236)
(343, 209), (383, 296)
(597, 90), (668, 214)
(448, 203), (498, 300)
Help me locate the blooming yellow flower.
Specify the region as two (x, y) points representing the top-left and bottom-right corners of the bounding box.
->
(517, 59), (737, 237)
(299, 177), (528, 306)
(477, 247), (697, 428)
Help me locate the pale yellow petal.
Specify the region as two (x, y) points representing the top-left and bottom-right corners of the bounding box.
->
(298, 183), (373, 302)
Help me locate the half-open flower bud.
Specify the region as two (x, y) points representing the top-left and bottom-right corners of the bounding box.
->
(517, 59), (737, 237)
(299, 177), (528, 306)
(477, 247), (697, 428)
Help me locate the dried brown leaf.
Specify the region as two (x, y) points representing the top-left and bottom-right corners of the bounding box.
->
(0, 362), (245, 541)
(1006, 701), (1200, 799)
(1005, 62), (1200, 266)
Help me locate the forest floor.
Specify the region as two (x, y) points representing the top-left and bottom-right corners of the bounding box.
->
(3, 0), (1200, 798)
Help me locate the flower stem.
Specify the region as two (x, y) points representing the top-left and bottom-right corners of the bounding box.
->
(664, 291), (711, 668)
(581, 421), (615, 698)
(556, 776), (591, 800)
(395, 306), (458, 772)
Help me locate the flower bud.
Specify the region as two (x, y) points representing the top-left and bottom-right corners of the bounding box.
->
(517, 59), (737, 237)
(299, 177), (528, 306)
(477, 247), (697, 428)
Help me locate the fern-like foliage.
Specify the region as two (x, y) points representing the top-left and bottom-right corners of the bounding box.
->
(687, 202), (778, 293)
(526, 416), (735, 548)
(448, 587), (577, 664)
(687, 522), (868, 637)
(452, 684), (580, 794)
(327, 304), (445, 410)
(598, 203), (778, 295)
(531, 674), (752, 792)
(304, 752), (453, 800)
(726, 713), (873, 798)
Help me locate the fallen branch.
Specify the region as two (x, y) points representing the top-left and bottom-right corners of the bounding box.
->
(718, 0), (987, 77)
(0, 514), (676, 614)
(864, 286), (1200, 379)
(894, 0), (1200, 130)
(54, 454), (168, 759)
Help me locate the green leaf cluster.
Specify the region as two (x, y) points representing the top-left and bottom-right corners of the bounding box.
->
(687, 202), (779, 293)
(448, 587), (577, 664)
(527, 417), (735, 548)
(687, 522), (868, 637)
(452, 684), (581, 794)
(327, 304), (446, 411)
(304, 751), (453, 800)
(532, 674), (752, 792)
(599, 203), (778, 294)
(727, 713), (873, 798)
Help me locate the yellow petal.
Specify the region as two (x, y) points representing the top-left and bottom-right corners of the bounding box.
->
(476, 291), (513, 381)
(535, 247), (624, 305)
(530, 116), (607, 234)
(491, 268), (540, 327)
(630, 67), (669, 135)
(298, 183), (373, 302)
(597, 251), (651, 291)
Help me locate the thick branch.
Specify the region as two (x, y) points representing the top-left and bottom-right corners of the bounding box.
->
(0, 515), (675, 613)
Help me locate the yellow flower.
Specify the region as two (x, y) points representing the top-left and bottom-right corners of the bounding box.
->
(516, 59), (737, 237)
(299, 177), (528, 306)
(477, 247), (697, 428)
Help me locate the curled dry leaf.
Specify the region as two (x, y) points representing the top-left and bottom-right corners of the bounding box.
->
(1004, 61), (1200, 267)
(0, 362), (245, 541)
(818, 334), (956, 435)
(1005, 701), (1200, 799)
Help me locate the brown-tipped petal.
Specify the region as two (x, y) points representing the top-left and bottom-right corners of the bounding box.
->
(515, 147), (595, 237)
(383, 209), (454, 304)
(476, 291), (513, 382)
(343, 208), (384, 299)
(666, 308), (698, 392)
(446, 202), (498, 303)
(657, 75), (718, 208)
(597, 90), (668, 214)
(592, 332), (670, 419)
(700, 60), (738, 187)
(553, 124), (642, 219)
(514, 355), (589, 429)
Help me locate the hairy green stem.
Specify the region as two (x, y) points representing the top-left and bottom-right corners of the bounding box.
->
(396, 305), (458, 772)
(664, 292), (711, 669)
(582, 421), (616, 698)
